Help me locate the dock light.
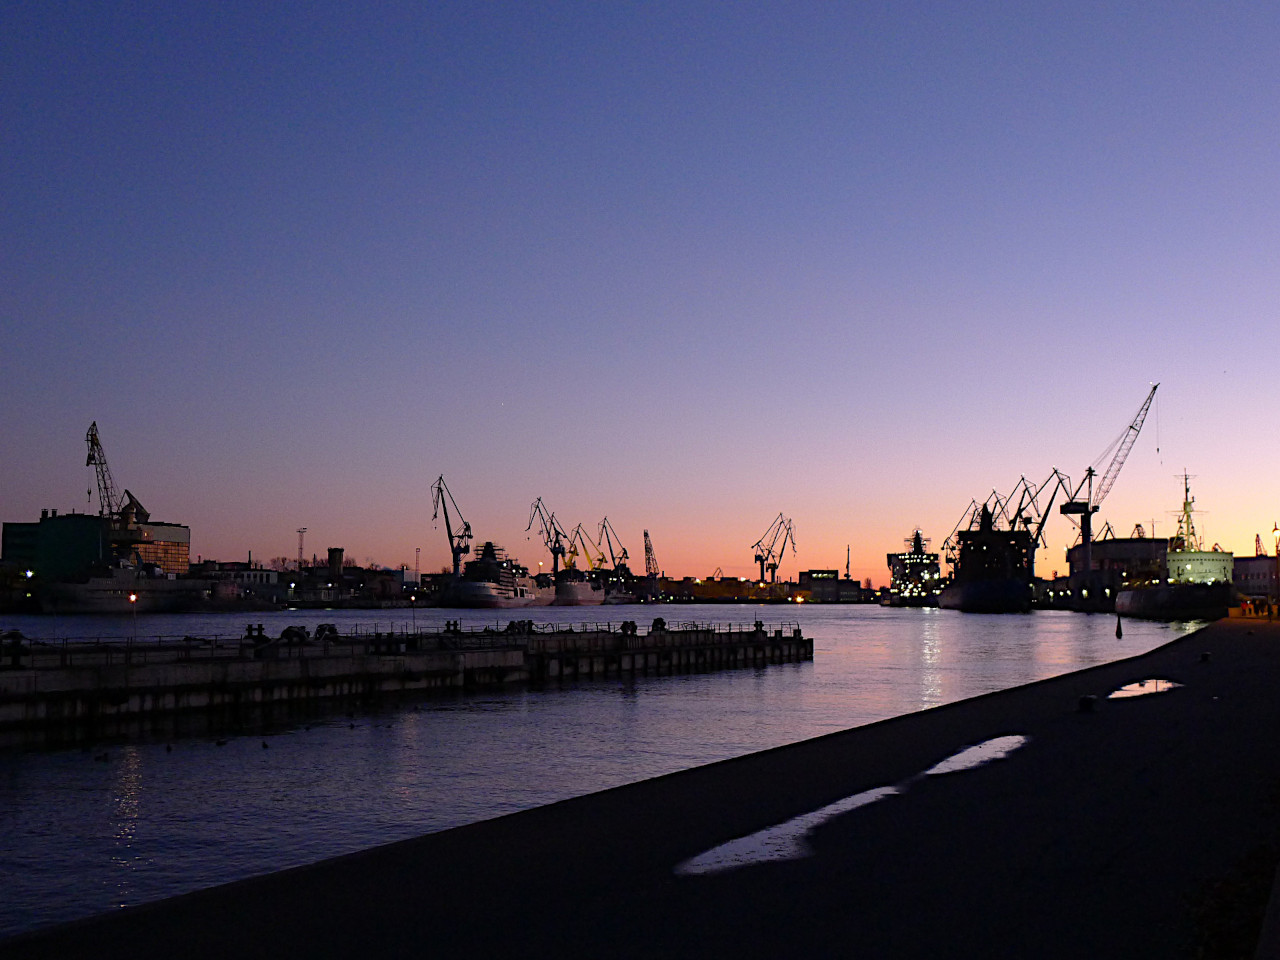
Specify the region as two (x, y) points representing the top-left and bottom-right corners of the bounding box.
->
(129, 593), (137, 603)
(25, 570), (33, 578)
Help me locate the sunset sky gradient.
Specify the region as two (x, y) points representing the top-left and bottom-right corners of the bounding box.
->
(4, 2), (1278, 585)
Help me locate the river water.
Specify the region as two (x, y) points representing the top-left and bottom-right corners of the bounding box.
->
(0, 604), (1199, 940)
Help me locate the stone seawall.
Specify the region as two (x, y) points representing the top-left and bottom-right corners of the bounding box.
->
(0, 622), (811, 738)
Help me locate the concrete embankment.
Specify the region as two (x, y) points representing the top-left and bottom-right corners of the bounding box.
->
(8, 618), (1279, 959)
(0, 620), (811, 740)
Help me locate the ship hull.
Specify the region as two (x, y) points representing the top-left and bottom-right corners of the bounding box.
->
(439, 579), (553, 609)
(40, 572), (206, 614)
(553, 578), (605, 606)
(886, 594), (938, 608)
(1115, 582), (1233, 621)
(938, 579), (1032, 614)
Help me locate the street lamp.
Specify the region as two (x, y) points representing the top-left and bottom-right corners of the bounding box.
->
(1272, 522), (1279, 612)
(410, 594), (417, 634)
(129, 592), (138, 643)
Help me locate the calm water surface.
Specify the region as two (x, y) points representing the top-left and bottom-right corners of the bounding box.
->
(0, 604), (1199, 939)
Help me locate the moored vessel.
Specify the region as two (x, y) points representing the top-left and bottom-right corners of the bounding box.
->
(939, 504), (1034, 613)
(439, 542), (554, 609)
(553, 568), (605, 606)
(40, 562), (207, 614)
(1116, 475), (1234, 621)
(886, 530), (941, 607)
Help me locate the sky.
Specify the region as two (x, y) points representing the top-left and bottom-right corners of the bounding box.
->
(4, 2), (1279, 586)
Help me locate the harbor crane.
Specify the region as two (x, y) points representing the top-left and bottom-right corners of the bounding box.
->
(1059, 383), (1159, 577)
(565, 523), (605, 571)
(643, 529), (660, 578)
(430, 476), (473, 578)
(751, 513), (796, 583)
(527, 498), (569, 574)
(84, 421), (149, 528)
(942, 469), (1073, 579)
(597, 517), (631, 574)
(85, 422), (121, 517)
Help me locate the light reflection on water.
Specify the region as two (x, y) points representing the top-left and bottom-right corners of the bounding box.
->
(0, 605), (1197, 939)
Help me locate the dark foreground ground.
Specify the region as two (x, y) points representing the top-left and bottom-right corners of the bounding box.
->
(8, 618), (1280, 959)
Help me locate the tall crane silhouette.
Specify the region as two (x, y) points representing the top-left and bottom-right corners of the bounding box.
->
(597, 517), (631, 575)
(1059, 383), (1159, 577)
(527, 498), (569, 574)
(751, 513), (796, 583)
(430, 476), (473, 577)
(85, 422), (121, 518)
(643, 530), (660, 578)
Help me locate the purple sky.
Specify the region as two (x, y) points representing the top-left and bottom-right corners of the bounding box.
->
(4, 2), (1278, 585)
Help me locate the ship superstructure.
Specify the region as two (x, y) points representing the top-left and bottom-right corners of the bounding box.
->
(886, 530), (941, 607)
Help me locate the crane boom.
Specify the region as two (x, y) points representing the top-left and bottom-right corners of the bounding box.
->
(1092, 383), (1158, 508)
(85, 422), (121, 517)
(643, 529), (660, 578)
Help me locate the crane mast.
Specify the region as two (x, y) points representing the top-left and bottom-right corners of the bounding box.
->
(430, 476), (473, 578)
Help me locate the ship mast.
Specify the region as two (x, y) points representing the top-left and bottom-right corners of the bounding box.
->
(1173, 472), (1201, 552)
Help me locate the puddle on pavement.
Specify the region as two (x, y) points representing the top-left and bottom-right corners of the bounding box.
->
(1107, 678), (1183, 699)
(676, 735), (1029, 876)
(674, 786), (898, 876)
(923, 735), (1028, 776)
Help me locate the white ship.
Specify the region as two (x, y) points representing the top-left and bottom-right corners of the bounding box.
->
(440, 542), (554, 609)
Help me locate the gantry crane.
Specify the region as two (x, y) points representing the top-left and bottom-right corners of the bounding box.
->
(430, 476), (473, 577)
(1059, 383), (1159, 577)
(597, 517), (631, 575)
(527, 498), (569, 574)
(751, 513), (796, 583)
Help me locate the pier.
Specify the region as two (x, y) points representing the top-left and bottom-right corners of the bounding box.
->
(0, 619), (811, 739)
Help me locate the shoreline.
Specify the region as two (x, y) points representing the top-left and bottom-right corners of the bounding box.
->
(7, 617), (1279, 958)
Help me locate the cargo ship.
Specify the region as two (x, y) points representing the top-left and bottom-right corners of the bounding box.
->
(1116, 475), (1234, 621)
(439, 542), (554, 609)
(886, 530), (942, 607)
(939, 504), (1034, 613)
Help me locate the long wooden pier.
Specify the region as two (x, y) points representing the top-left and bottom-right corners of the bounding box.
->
(0, 619), (811, 739)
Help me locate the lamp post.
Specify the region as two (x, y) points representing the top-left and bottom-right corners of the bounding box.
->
(129, 592), (138, 643)
(410, 594), (417, 634)
(1272, 523), (1279, 615)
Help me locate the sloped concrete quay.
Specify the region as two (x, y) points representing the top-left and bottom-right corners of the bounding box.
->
(8, 619), (1280, 959)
